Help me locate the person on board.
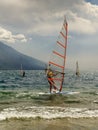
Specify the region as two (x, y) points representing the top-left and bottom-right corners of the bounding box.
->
(45, 64), (58, 93)
(22, 71), (25, 77)
(76, 72), (79, 76)
(20, 70), (25, 77)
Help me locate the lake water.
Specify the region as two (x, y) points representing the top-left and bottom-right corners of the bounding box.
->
(0, 70), (98, 130)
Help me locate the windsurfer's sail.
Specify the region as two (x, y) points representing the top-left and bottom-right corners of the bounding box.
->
(47, 16), (68, 93)
(76, 61), (80, 77)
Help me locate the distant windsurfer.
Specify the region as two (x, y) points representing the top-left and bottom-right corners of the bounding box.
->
(20, 70), (25, 77)
(76, 61), (80, 77)
(76, 71), (79, 76)
(20, 64), (25, 77)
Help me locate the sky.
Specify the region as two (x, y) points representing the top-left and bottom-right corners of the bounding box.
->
(0, 0), (98, 71)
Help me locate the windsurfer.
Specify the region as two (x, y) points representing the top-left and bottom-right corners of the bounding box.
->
(76, 71), (79, 76)
(45, 17), (68, 94)
(45, 67), (57, 93)
(76, 61), (80, 77)
(20, 70), (25, 77)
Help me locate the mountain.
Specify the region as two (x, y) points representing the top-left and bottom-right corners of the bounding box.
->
(0, 42), (45, 70)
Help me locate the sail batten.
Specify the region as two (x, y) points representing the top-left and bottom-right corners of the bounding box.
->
(53, 51), (65, 58)
(60, 32), (67, 39)
(47, 16), (68, 92)
(49, 78), (62, 81)
(57, 41), (66, 48)
(49, 61), (64, 69)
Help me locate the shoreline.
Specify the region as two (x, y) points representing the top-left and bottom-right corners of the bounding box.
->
(0, 117), (98, 130)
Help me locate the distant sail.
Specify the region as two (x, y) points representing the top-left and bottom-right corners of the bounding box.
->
(46, 16), (68, 92)
(76, 61), (80, 77)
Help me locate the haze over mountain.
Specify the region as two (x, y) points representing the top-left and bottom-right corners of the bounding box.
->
(0, 42), (45, 70)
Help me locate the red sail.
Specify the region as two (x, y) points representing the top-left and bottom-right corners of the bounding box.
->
(47, 16), (68, 92)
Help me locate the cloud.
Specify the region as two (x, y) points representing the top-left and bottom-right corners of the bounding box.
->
(0, 0), (98, 36)
(0, 0), (98, 70)
(13, 34), (27, 42)
(0, 27), (27, 43)
(67, 11), (96, 34)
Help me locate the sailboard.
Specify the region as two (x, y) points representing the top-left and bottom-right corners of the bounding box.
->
(38, 91), (80, 96)
(76, 61), (80, 77)
(45, 16), (68, 94)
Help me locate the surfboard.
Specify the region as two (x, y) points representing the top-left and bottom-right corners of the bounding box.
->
(38, 91), (80, 96)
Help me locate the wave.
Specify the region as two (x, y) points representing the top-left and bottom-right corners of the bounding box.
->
(0, 106), (98, 121)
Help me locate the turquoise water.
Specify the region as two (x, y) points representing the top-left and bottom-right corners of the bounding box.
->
(0, 70), (98, 129)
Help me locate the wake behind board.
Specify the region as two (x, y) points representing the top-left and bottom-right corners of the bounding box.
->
(38, 91), (80, 96)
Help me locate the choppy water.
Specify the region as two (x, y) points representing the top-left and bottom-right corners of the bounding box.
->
(0, 70), (98, 130)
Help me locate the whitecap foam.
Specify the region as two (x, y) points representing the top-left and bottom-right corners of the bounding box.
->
(0, 106), (98, 121)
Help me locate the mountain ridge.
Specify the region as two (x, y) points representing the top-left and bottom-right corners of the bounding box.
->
(0, 42), (45, 70)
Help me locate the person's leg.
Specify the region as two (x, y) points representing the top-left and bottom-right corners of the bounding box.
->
(48, 79), (52, 93)
(50, 84), (52, 93)
(51, 79), (57, 90)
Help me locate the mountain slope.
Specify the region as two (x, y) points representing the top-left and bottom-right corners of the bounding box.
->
(0, 42), (45, 70)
